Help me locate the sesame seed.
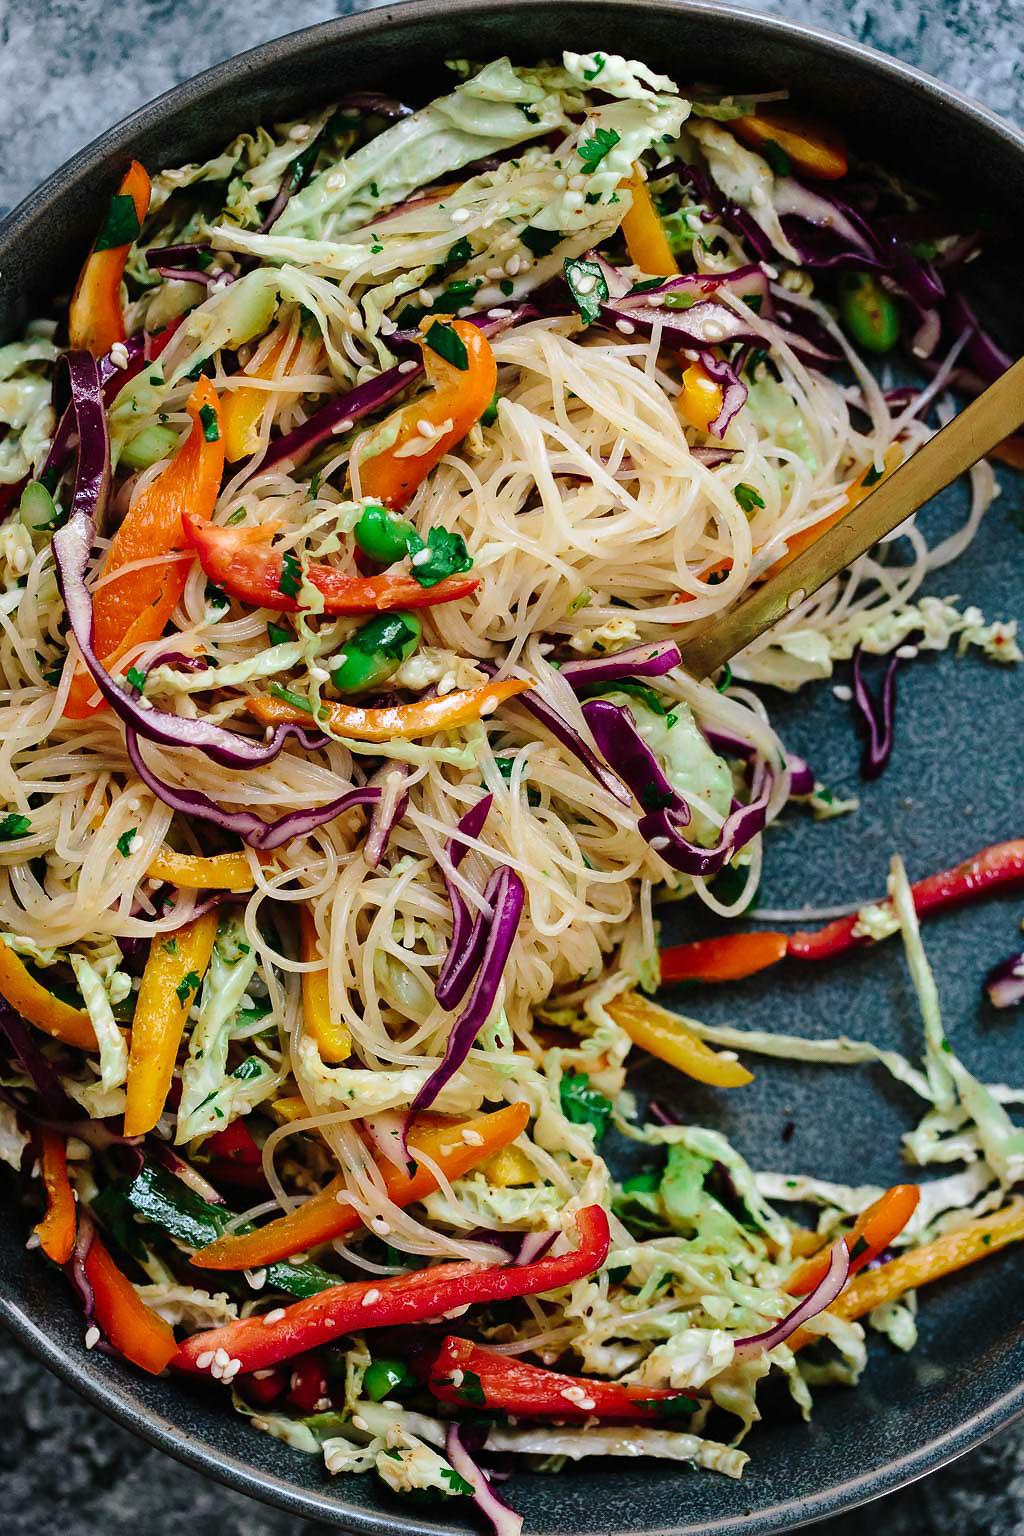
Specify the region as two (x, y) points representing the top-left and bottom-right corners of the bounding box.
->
(832, 684), (853, 702)
(505, 255), (521, 276)
(647, 294), (665, 309)
(574, 274), (596, 295)
(451, 1368), (465, 1387)
(263, 1308), (286, 1326)
(24, 1231), (41, 1249)
(896, 644), (919, 660)
(309, 665), (331, 683)
(288, 123), (311, 141)
(215, 1347), (230, 1367)
(370, 1215), (391, 1235)
(247, 1268), (268, 1289)
(411, 548), (431, 566)
(361, 1288), (381, 1306)
(352, 1414), (369, 1431)
(85, 1326), (101, 1350)
(487, 307), (512, 319)
(418, 290), (434, 308)
(252, 1368), (275, 1380)
(451, 208), (470, 224)
(461, 1127), (484, 1145)
(478, 696), (499, 716)
(701, 319), (727, 343)
(379, 317), (397, 335)
(615, 320), (636, 336)
(486, 266), (504, 281)
(398, 359), (419, 374)
(786, 588), (806, 611)
(108, 341), (130, 370)
(416, 418), (436, 438)
(331, 417), (354, 435)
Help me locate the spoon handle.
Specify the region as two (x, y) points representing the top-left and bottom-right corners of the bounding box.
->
(677, 353), (1024, 681)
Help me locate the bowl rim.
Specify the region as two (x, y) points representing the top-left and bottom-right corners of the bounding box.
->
(2, 1), (1023, 1530)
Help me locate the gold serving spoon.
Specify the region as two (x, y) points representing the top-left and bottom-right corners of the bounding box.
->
(676, 354), (1024, 681)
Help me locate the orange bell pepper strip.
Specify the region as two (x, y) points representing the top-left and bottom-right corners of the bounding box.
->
(0, 937), (96, 1051)
(790, 1197), (1024, 1350)
(605, 991), (754, 1087)
(176, 1203), (608, 1376)
(789, 1185), (920, 1296)
(299, 904), (350, 1064)
(190, 1100), (531, 1271)
(620, 167), (678, 277)
(222, 328), (292, 462)
(732, 108), (847, 181)
(181, 512), (479, 615)
(761, 453), (901, 581)
(82, 1232), (178, 1374)
(147, 847), (256, 893)
(677, 361), (723, 432)
(124, 910), (219, 1137)
(659, 932), (789, 984)
(34, 1131), (77, 1264)
(359, 317), (497, 510)
(64, 377), (224, 719)
(245, 676), (532, 742)
(69, 160), (152, 357)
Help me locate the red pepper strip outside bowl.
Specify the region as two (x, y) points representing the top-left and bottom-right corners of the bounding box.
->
(173, 1204), (610, 1377)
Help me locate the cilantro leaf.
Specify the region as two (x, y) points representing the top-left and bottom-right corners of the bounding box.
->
(733, 483), (765, 514)
(116, 829), (138, 857)
(94, 192), (142, 252)
(582, 53), (606, 81)
(863, 462), (885, 487)
(435, 1369), (486, 1406)
(480, 389), (500, 427)
(559, 1071), (612, 1139)
(0, 813), (31, 842)
(439, 1468), (474, 1496)
(279, 549), (302, 599)
(423, 323), (469, 371)
(175, 970), (202, 1005)
(577, 126), (621, 174)
(517, 104), (541, 125)
(520, 226), (563, 259)
(267, 621), (292, 646)
(125, 666), (147, 694)
(410, 526), (473, 589)
(446, 236), (473, 266)
(231, 1055), (266, 1081)
(564, 256), (608, 326)
(205, 579), (229, 609)
(198, 404), (219, 442)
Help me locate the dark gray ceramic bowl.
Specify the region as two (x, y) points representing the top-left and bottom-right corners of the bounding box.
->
(1, 2), (1022, 1531)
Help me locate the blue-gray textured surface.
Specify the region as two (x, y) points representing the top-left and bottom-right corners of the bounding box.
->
(0, 2), (1023, 1534)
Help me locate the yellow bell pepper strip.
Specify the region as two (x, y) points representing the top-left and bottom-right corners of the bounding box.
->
(677, 361), (723, 432)
(791, 1197), (1024, 1351)
(69, 160), (152, 357)
(298, 905), (350, 1064)
(245, 676), (533, 743)
(620, 167), (678, 277)
(146, 847), (256, 893)
(271, 1093), (312, 1122)
(34, 1130), (77, 1264)
(0, 936), (97, 1051)
(83, 1231), (178, 1374)
(176, 1203), (608, 1376)
(124, 910), (219, 1137)
(64, 377), (225, 719)
(483, 1143), (536, 1187)
(732, 108), (848, 181)
(789, 1184), (920, 1296)
(659, 932), (789, 984)
(221, 328), (292, 462)
(190, 1100), (531, 1271)
(605, 991), (754, 1087)
(359, 317), (498, 510)
(182, 513), (479, 615)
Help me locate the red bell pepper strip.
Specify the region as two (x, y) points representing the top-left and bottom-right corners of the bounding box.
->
(35, 1130), (77, 1264)
(788, 838), (1024, 960)
(241, 1366), (288, 1405)
(81, 1233), (178, 1374)
(788, 1184), (920, 1296)
(174, 1204), (610, 1377)
(429, 1336), (699, 1420)
(205, 1118), (262, 1168)
(286, 1352), (331, 1413)
(659, 839), (1024, 982)
(69, 161), (152, 358)
(181, 512), (479, 615)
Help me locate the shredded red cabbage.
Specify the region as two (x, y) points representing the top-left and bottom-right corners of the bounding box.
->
(436, 794), (494, 1010)
(363, 764), (411, 869)
(445, 1423), (523, 1536)
(734, 1240), (850, 1359)
(412, 867), (525, 1113)
(580, 698), (682, 817)
(638, 757), (774, 877)
(985, 950), (1024, 1009)
(850, 642), (914, 779)
(0, 1006), (76, 1119)
(557, 640), (681, 689)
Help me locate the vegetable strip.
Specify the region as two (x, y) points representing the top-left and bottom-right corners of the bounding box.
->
(124, 911), (219, 1136)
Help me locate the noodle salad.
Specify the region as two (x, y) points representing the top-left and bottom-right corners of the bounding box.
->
(1, 51), (1022, 1526)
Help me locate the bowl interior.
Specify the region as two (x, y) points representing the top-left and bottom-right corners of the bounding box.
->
(1, 4), (1023, 1533)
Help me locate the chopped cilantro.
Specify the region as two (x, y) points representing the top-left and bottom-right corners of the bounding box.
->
(439, 1469), (474, 1496)
(205, 579), (229, 609)
(849, 1235), (870, 1261)
(982, 1233), (993, 1247)
(446, 236), (473, 266)
(267, 621), (292, 646)
(582, 53), (606, 81)
(423, 322), (469, 371)
(116, 829), (137, 857)
(559, 1071), (612, 1139)
(584, 191), (602, 205)
(369, 180), (379, 198)
(734, 483), (766, 514)
(185, 356), (214, 381)
(564, 256), (608, 326)
(279, 549), (302, 599)
(517, 104), (541, 125)
(481, 389), (500, 427)
(762, 139), (792, 177)
(520, 226), (563, 259)
(577, 126), (621, 174)
(226, 507), (246, 526)
(0, 813), (31, 842)
(231, 1055), (265, 1081)
(94, 192), (142, 252)
(863, 462), (885, 486)
(126, 666), (147, 693)
(499, 279), (514, 297)
(410, 526), (473, 588)
(162, 939), (179, 956)
(198, 403), (219, 442)
(175, 970), (201, 1005)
